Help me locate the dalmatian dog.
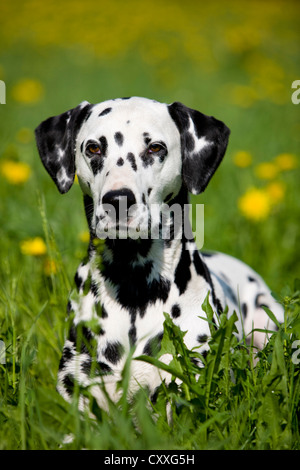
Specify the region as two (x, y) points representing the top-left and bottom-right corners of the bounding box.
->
(35, 97), (284, 410)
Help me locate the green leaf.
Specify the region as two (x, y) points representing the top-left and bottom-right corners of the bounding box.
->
(261, 305), (281, 329)
(201, 292), (217, 335)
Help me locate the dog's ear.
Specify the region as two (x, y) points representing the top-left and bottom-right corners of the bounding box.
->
(35, 101), (92, 193)
(168, 101), (230, 194)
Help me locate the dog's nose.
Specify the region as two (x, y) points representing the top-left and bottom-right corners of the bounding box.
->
(102, 188), (136, 221)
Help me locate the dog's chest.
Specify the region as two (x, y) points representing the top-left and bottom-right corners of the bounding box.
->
(70, 247), (214, 362)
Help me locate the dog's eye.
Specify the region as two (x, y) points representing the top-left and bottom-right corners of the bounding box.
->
(148, 143), (165, 153)
(86, 143), (101, 156)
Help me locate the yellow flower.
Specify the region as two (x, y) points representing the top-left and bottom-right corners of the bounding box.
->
(79, 231), (90, 243)
(0, 160), (31, 184)
(225, 25), (261, 54)
(20, 237), (47, 256)
(255, 162), (279, 180)
(265, 181), (286, 205)
(44, 257), (58, 276)
(238, 187), (271, 222)
(274, 153), (298, 171)
(12, 78), (44, 104)
(233, 150), (252, 168)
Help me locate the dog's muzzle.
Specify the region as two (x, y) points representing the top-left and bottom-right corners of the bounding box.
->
(95, 187), (150, 239)
(102, 188), (136, 222)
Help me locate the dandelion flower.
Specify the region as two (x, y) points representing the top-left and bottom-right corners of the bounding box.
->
(265, 181), (286, 204)
(238, 187), (271, 222)
(0, 160), (31, 184)
(20, 237), (47, 256)
(12, 78), (44, 104)
(44, 257), (58, 276)
(230, 85), (259, 108)
(79, 231), (90, 243)
(275, 153), (298, 171)
(255, 162), (279, 180)
(233, 150), (252, 168)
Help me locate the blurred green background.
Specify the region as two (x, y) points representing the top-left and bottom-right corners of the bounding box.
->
(0, 0), (299, 451)
(0, 0), (299, 292)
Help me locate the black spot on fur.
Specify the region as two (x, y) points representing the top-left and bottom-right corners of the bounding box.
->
(193, 250), (223, 315)
(68, 324), (94, 356)
(150, 386), (160, 404)
(67, 300), (73, 315)
(147, 187), (152, 196)
(63, 374), (75, 395)
(127, 152), (137, 171)
(142, 193), (146, 204)
(97, 361), (113, 374)
(59, 345), (74, 370)
(174, 242), (191, 295)
(201, 251), (215, 257)
(101, 305), (108, 319)
(103, 341), (124, 365)
(129, 323), (137, 346)
(143, 332), (163, 356)
(171, 304), (181, 318)
(197, 334), (208, 344)
(140, 151), (154, 167)
(117, 157), (124, 166)
(99, 136), (108, 154)
(81, 359), (91, 374)
(194, 251), (213, 286)
(90, 157), (104, 175)
(200, 349), (209, 360)
(143, 132), (151, 146)
(242, 302), (248, 318)
(84, 194), (94, 232)
(114, 132), (124, 146)
(99, 107), (112, 117)
(91, 280), (98, 297)
(74, 271), (83, 291)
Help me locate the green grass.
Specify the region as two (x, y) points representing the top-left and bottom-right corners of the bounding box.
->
(0, 0), (299, 450)
(0, 258), (299, 449)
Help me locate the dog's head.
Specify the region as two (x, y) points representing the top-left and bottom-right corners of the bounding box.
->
(35, 97), (230, 238)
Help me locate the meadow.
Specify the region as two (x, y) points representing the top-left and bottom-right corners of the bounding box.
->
(0, 0), (299, 450)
